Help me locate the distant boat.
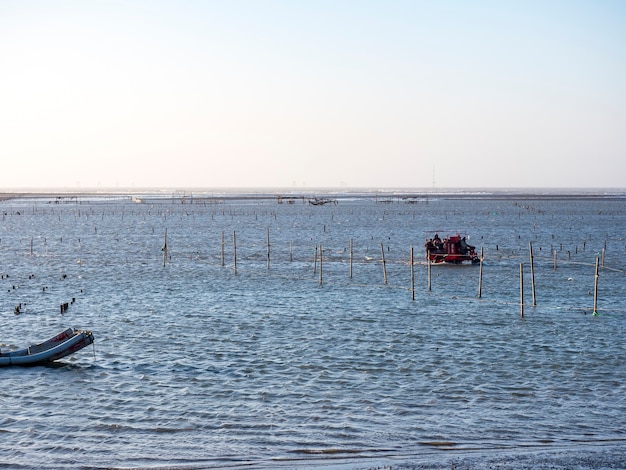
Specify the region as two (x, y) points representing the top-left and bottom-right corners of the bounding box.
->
(0, 328), (94, 366)
(425, 233), (480, 264)
(308, 197), (337, 206)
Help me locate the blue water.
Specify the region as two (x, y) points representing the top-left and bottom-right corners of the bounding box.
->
(1, 191), (625, 469)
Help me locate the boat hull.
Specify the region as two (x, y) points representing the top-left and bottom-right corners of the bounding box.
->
(0, 328), (94, 367)
(428, 253), (480, 264)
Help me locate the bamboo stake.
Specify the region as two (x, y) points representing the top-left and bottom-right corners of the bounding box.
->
(380, 242), (387, 285)
(266, 227), (270, 269)
(349, 238), (353, 279)
(233, 230), (237, 275)
(427, 250), (431, 291)
(410, 245), (415, 301)
(319, 244), (323, 285)
(478, 247), (483, 298)
(519, 263), (524, 318)
(161, 228), (168, 267)
(593, 257), (599, 316)
(529, 241), (536, 306)
(221, 231), (225, 266)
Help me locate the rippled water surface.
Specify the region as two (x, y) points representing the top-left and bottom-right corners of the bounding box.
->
(1, 192), (625, 469)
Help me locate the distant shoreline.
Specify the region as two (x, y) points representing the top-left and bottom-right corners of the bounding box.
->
(1, 187), (625, 203)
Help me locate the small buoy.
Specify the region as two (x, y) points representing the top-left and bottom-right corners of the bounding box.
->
(567, 277), (573, 281)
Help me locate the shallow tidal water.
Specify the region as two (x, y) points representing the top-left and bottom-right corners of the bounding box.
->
(1, 191), (625, 469)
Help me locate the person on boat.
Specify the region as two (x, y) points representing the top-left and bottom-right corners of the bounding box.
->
(425, 238), (436, 253)
(433, 234), (443, 251)
(459, 237), (475, 254)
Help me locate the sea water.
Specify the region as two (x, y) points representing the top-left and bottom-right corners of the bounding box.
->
(1, 191), (625, 469)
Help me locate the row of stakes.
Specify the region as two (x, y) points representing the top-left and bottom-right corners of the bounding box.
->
(12, 297), (75, 315)
(161, 230), (607, 316)
(4, 272), (79, 315)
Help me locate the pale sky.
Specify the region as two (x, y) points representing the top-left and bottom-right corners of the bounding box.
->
(1, 0), (625, 189)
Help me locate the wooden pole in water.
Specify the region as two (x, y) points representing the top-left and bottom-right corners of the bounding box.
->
(478, 247), (483, 298)
(410, 245), (415, 301)
(427, 250), (432, 291)
(349, 238), (353, 279)
(162, 228), (167, 267)
(319, 244), (323, 285)
(601, 246), (605, 267)
(593, 257), (599, 315)
(313, 245), (318, 274)
(529, 241), (536, 306)
(519, 263), (524, 318)
(290, 240), (293, 262)
(553, 249), (557, 271)
(266, 227), (270, 269)
(221, 231), (225, 267)
(233, 230), (237, 275)
(380, 242), (387, 285)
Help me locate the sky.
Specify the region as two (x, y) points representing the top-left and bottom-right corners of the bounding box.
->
(1, 0), (625, 190)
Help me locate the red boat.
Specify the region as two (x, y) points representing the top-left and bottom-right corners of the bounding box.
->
(425, 233), (480, 264)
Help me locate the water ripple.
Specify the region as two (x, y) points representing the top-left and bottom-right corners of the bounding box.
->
(1, 196), (625, 468)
